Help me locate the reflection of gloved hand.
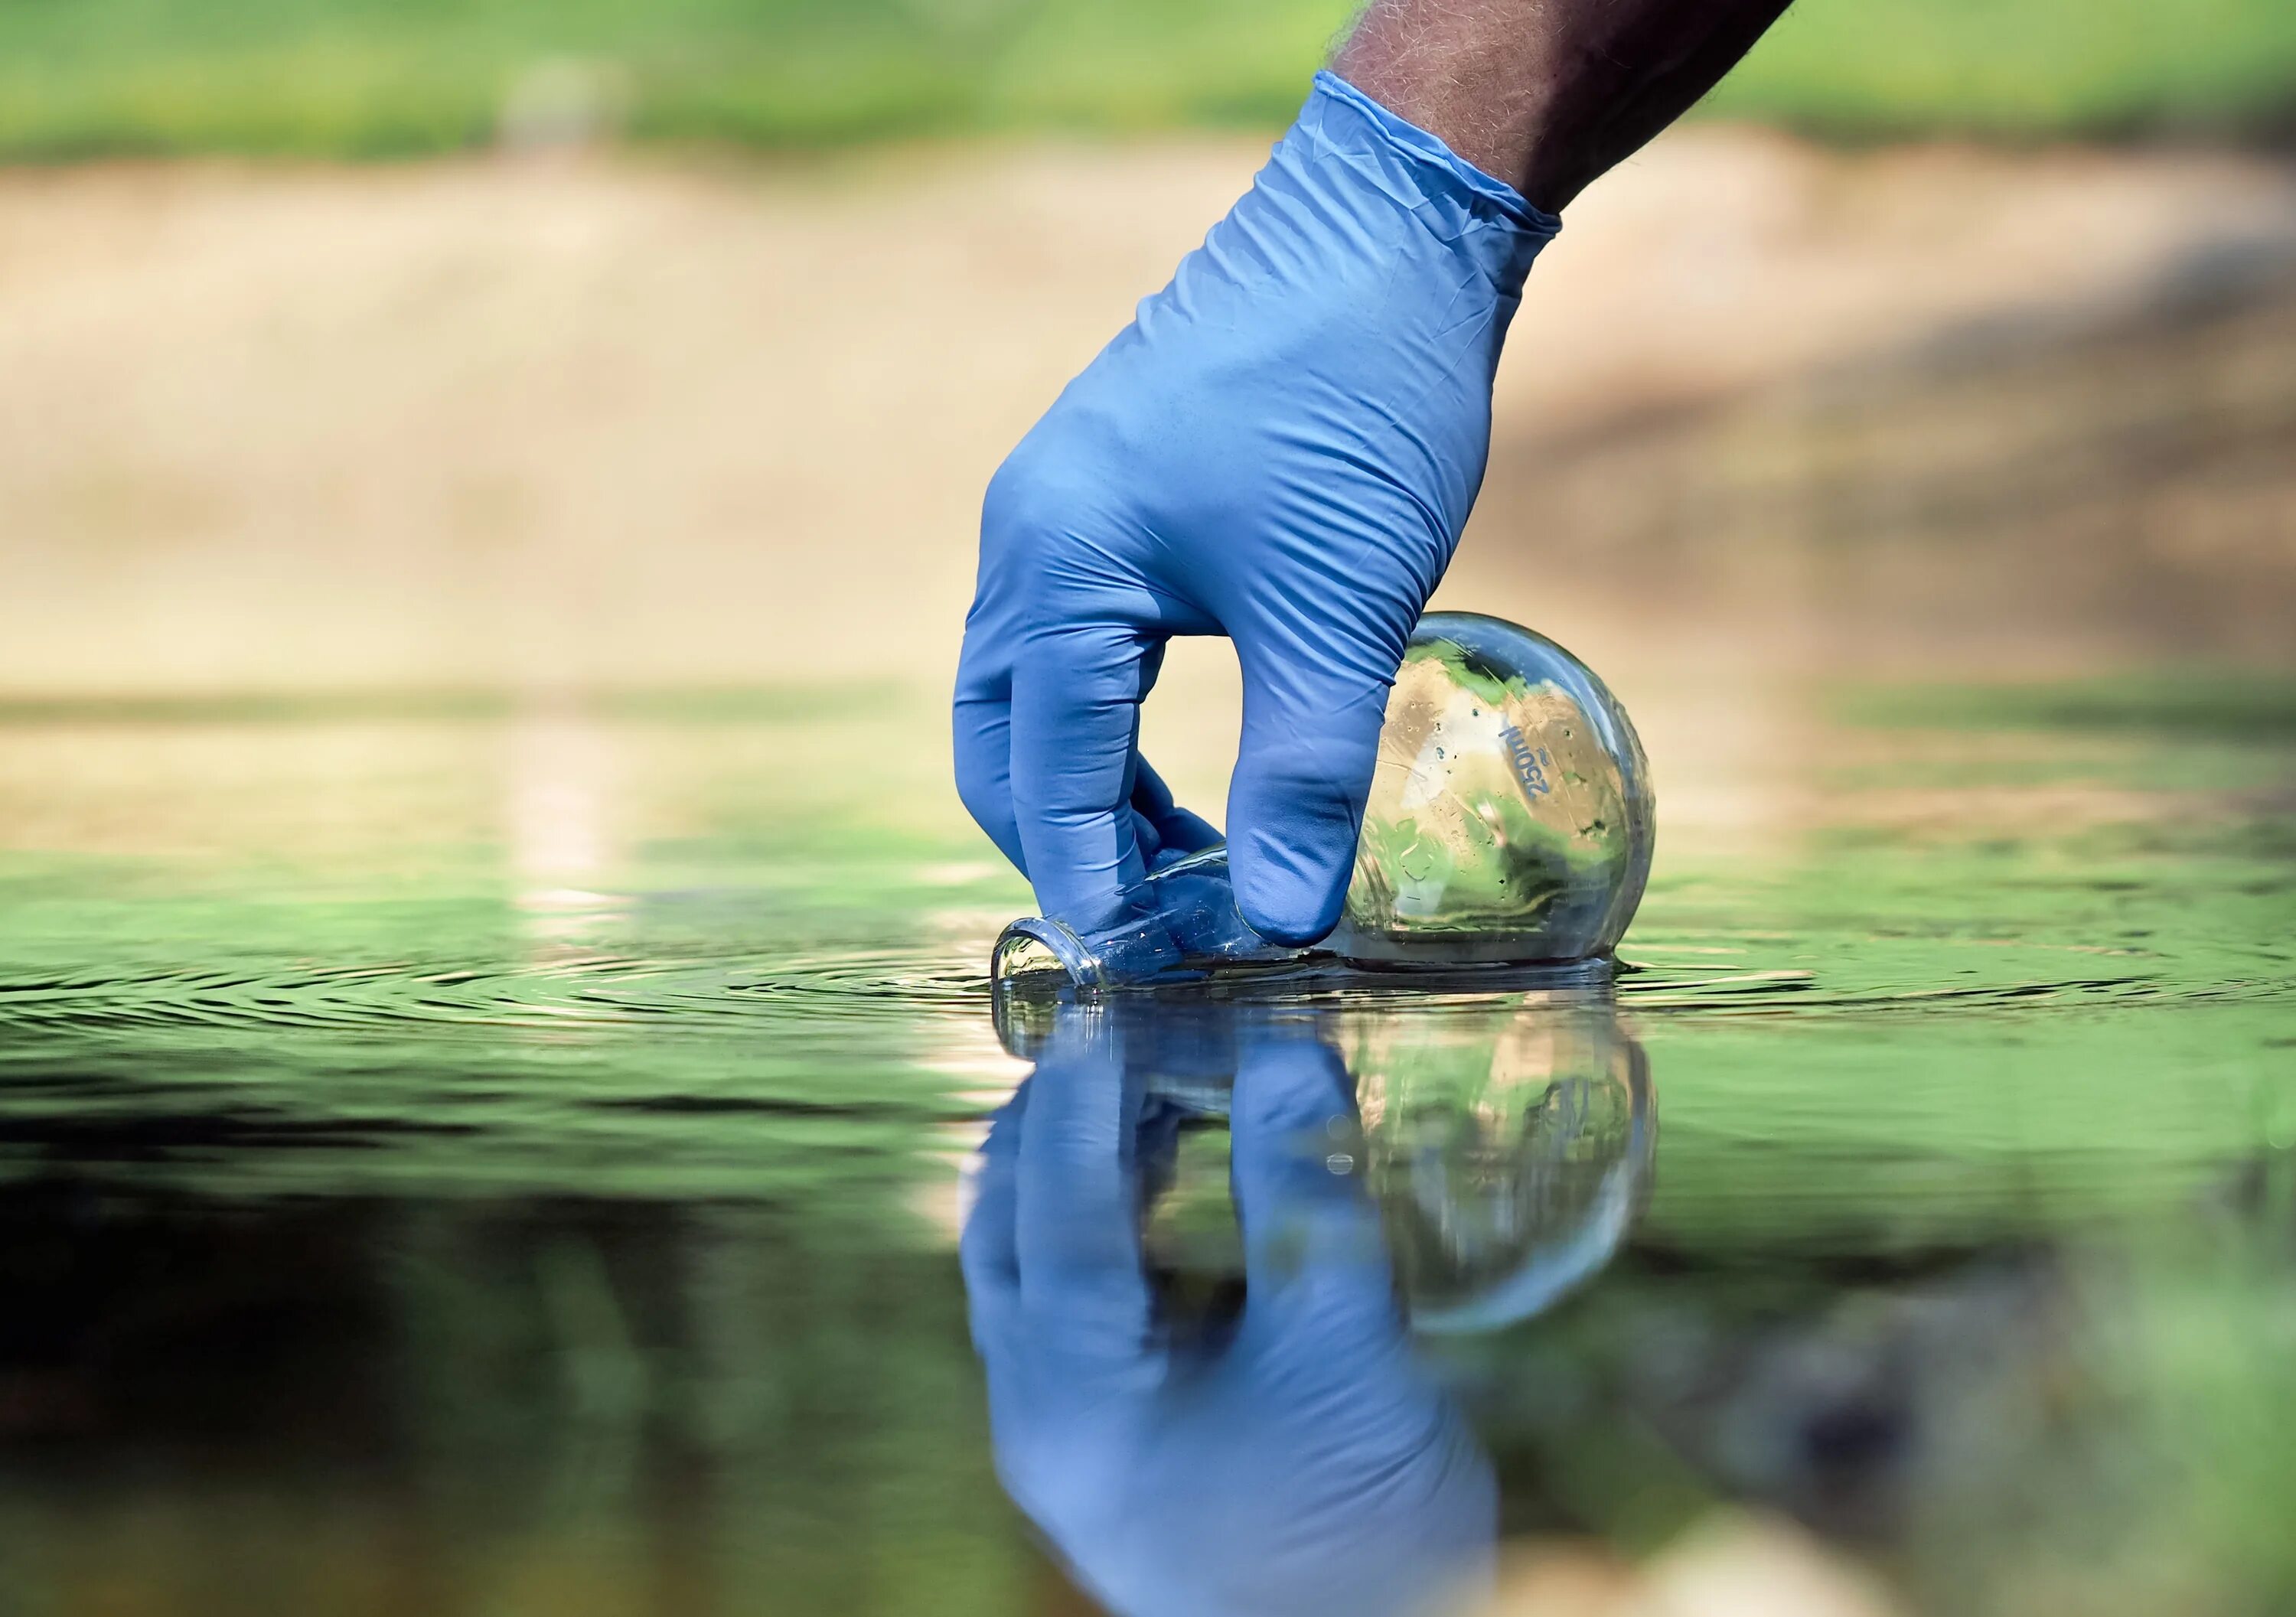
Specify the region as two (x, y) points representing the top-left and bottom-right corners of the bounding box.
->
(960, 1006), (1494, 1617)
(954, 70), (1560, 944)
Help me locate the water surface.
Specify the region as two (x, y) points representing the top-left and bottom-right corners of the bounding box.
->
(2, 676), (2291, 1617)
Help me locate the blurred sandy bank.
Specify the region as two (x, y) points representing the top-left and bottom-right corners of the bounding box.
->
(2, 129), (2291, 715)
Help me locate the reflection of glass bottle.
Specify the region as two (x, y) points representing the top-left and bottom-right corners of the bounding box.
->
(987, 985), (1655, 1336)
(1346, 989), (1655, 1333)
(990, 611), (1655, 989)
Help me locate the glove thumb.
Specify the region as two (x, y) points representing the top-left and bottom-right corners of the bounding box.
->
(1225, 638), (1397, 947)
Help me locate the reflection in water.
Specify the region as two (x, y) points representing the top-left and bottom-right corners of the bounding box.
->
(1352, 999), (1653, 1335)
(4, 668), (2288, 1614)
(964, 987), (1654, 1616)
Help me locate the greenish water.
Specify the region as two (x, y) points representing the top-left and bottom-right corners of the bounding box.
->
(1, 677), (2291, 1616)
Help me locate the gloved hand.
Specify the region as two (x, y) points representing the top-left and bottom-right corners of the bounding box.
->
(960, 999), (1495, 1617)
(954, 70), (1559, 944)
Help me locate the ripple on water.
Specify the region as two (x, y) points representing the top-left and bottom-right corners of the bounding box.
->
(0, 948), (991, 1038)
(0, 937), (2282, 1042)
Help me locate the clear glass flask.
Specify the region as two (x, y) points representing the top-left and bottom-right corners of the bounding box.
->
(990, 611), (1655, 991)
(1334, 611), (1654, 965)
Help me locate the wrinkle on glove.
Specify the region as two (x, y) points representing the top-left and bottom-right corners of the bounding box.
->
(954, 70), (1558, 944)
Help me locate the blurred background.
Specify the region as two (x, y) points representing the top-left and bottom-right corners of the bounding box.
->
(2, 5), (2294, 1617)
(4, 0), (2294, 715)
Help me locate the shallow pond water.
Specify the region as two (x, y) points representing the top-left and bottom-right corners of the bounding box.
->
(2, 676), (2292, 1617)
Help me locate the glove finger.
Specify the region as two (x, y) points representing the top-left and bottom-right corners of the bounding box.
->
(1226, 636), (1397, 945)
(1131, 753), (1221, 869)
(957, 1086), (1026, 1342)
(953, 627), (1026, 876)
(1229, 1029), (1406, 1365)
(1009, 622), (1160, 934)
(1014, 1038), (1159, 1374)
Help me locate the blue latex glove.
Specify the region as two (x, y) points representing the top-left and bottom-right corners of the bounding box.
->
(954, 70), (1560, 945)
(960, 1000), (1495, 1617)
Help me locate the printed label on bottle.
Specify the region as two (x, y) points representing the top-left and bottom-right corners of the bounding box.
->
(1500, 724), (1553, 797)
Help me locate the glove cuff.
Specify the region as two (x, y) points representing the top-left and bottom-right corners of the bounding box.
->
(1300, 69), (1561, 290)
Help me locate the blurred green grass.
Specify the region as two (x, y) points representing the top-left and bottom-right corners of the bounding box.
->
(2, 0), (2293, 160)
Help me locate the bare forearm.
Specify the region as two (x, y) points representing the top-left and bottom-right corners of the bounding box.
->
(1333, 0), (1795, 211)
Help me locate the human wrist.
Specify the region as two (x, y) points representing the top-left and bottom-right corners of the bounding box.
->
(1332, 0), (1797, 212)
(1283, 70), (1559, 295)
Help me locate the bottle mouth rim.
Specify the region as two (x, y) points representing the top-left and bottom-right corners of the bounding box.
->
(990, 916), (1105, 993)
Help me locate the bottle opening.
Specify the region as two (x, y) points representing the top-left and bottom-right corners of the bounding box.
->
(990, 918), (1101, 992)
